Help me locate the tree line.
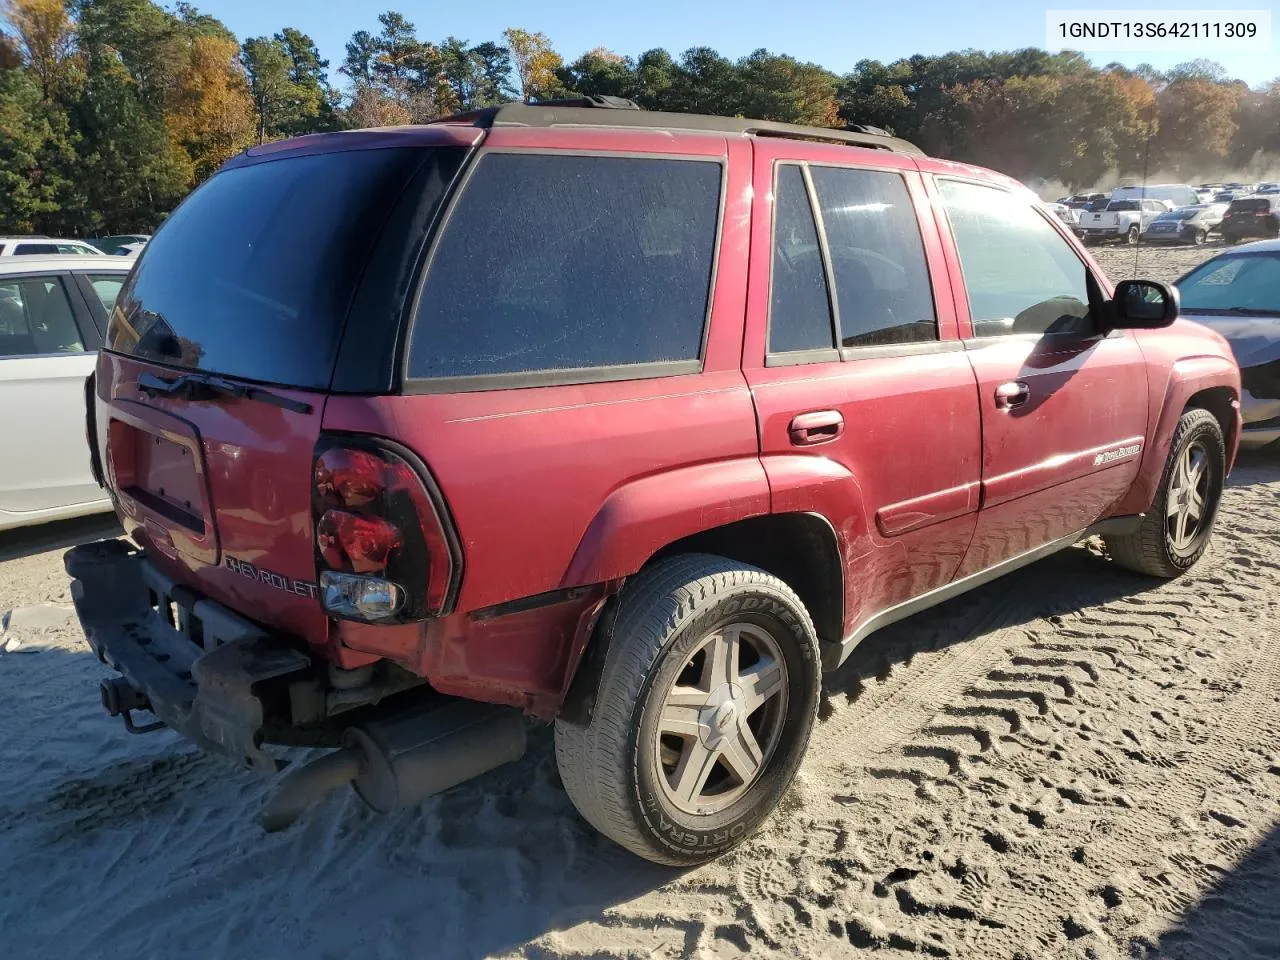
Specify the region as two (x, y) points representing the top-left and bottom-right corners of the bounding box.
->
(3, 0), (1278, 236)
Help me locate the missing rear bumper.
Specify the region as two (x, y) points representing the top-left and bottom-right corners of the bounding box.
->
(65, 540), (312, 772)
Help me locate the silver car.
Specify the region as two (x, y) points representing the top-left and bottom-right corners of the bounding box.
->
(0, 255), (132, 529)
(1176, 238), (1280, 449)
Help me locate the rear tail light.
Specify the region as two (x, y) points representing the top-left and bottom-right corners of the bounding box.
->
(312, 438), (460, 624)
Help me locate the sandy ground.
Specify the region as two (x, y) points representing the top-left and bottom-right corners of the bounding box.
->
(1089, 240), (1231, 286)
(3, 243), (1279, 959)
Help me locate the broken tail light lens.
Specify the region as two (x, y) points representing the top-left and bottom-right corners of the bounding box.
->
(312, 438), (459, 623)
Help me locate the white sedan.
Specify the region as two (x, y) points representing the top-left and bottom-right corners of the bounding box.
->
(0, 255), (133, 531)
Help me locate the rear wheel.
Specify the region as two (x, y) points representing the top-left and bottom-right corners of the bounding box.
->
(1193, 229), (1206, 246)
(1104, 408), (1225, 578)
(554, 554), (821, 866)
(1126, 224), (1140, 245)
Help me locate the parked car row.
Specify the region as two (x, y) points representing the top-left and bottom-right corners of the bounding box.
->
(0, 235), (149, 257)
(1059, 180), (1280, 247)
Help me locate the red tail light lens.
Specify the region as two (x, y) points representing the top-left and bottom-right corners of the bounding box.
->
(312, 438), (459, 623)
(314, 448), (385, 508)
(317, 510), (402, 574)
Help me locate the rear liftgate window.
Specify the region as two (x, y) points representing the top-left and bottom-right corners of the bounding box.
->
(406, 153), (723, 384)
(109, 147), (458, 389)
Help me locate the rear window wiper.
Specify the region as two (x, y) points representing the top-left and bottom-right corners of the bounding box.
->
(137, 371), (313, 414)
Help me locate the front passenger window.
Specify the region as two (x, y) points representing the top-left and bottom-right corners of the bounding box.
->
(939, 179), (1095, 338)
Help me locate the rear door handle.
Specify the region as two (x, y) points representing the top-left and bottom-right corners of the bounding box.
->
(789, 410), (844, 446)
(994, 381), (1030, 409)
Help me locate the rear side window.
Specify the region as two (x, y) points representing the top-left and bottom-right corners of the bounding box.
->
(769, 165), (834, 354)
(0, 277), (85, 356)
(407, 153), (721, 383)
(13, 243), (58, 255)
(809, 166), (937, 347)
(87, 274), (126, 317)
(110, 147), (456, 389)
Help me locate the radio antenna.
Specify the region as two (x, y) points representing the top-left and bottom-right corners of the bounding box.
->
(1133, 98), (1155, 278)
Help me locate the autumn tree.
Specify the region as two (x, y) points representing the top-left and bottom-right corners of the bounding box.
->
(166, 31), (254, 180)
(503, 27), (562, 102)
(735, 50), (839, 126)
(1154, 77), (1242, 175)
(2, 0), (75, 98)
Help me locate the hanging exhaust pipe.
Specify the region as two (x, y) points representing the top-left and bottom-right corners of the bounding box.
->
(260, 699), (527, 832)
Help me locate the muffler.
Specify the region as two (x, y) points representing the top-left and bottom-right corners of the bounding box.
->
(260, 700), (527, 832)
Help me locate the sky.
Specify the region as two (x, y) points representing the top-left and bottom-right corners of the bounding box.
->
(194, 0), (1280, 88)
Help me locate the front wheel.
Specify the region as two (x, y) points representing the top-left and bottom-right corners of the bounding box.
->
(554, 555), (821, 865)
(1104, 408), (1225, 578)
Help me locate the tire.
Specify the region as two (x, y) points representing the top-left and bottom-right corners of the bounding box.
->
(1104, 408), (1225, 578)
(1126, 224), (1140, 245)
(1193, 229), (1206, 246)
(554, 554), (821, 866)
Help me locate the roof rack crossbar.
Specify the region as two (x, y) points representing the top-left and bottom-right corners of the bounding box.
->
(430, 102), (922, 155)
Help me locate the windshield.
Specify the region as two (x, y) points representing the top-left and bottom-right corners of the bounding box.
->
(1228, 198), (1270, 214)
(109, 147), (460, 389)
(1176, 253), (1280, 314)
(1159, 209), (1200, 221)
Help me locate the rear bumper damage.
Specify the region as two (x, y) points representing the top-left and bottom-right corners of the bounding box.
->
(65, 540), (528, 828)
(66, 539), (312, 772)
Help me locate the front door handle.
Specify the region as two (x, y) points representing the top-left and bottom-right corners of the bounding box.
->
(994, 381), (1030, 409)
(789, 410), (844, 445)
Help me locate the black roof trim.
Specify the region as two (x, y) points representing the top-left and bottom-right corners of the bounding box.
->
(431, 101), (923, 156)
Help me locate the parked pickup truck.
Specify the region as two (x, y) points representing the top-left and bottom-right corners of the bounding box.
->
(66, 98), (1242, 867)
(1078, 198), (1172, 244)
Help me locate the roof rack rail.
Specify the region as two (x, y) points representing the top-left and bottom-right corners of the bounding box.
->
(530, 95), (642, 110)
(431, 101), (923, 155)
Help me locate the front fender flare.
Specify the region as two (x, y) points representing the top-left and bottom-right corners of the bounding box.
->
(1115, 354), (1240, 515)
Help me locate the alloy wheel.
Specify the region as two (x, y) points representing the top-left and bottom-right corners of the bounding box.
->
(653, 622), (788, 815)
(1167, 440), (1211, 551)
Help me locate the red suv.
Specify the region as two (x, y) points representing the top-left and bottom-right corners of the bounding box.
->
(67, 98), (1241, 866)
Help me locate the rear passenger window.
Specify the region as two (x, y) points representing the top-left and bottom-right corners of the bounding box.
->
(769, 165), (834, 354)
(88, 275), (125, 316)
(809, 167), (937, 347)
(13, 244), (58, 256)
(0, 277), (85, 356)
(407, 153), (722, 382)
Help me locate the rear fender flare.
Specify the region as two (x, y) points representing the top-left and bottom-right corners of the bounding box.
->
(560, 458), (771, 589)
(557, 455), (862, 724)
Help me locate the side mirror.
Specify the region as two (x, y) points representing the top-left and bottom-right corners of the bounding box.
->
(1109, 279), (1179, 329)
